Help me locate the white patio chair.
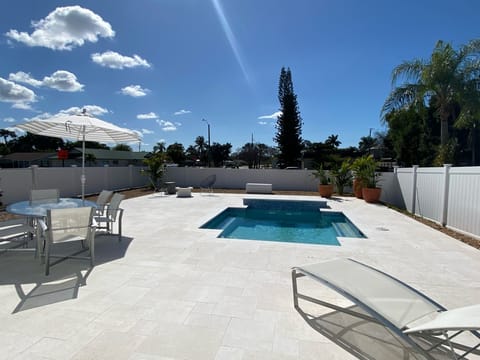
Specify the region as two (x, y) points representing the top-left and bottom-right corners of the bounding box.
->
(39, 207), (96, 276)
(95, 190), (113, 215)
(199, 174), (216, 194)
(30, 189), (60, 205)
(94, 193), (125, 241)
(0, 218), (35, 254)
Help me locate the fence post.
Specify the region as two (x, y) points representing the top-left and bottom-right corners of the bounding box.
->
(411, 165), (418, 214)
(30, 165), (39, 189)
(441, 164), (451, 226)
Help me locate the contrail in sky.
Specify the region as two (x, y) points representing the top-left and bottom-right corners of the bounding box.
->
(211, 0), (251, 85)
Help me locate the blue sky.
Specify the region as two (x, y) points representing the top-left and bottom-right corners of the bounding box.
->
(1, 0), (479, 152)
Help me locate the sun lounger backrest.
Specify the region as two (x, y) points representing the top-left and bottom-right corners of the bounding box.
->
(296, 259), (443, 329)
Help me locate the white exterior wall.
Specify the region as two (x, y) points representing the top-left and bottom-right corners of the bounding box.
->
(164, 167), (319, 191)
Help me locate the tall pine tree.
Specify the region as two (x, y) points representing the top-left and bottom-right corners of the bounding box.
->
(274, 67), (303, 167)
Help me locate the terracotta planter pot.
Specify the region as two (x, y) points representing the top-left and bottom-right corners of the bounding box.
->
(318, 184), (334, 198)
(353, 179), (363, 199)
(362, 187), (381, 203)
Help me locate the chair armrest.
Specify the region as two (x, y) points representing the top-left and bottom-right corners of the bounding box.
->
(38, 219), (48, 232)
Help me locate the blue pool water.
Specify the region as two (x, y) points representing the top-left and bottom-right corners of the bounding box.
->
(201, 203), (365, 246)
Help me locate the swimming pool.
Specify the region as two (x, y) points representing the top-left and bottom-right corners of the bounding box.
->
(201, 199), (365, 245)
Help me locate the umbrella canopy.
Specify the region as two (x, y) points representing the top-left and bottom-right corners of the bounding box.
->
(17, 110), (141, 199)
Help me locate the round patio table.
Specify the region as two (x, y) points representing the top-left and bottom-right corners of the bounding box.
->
(6, 198), (97, 218)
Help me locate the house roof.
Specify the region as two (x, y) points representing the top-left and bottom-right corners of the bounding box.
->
(74, 148), (149, 160)
(1, 152), (57, 162)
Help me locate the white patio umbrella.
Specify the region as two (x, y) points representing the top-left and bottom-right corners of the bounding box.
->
(16, 109), (141, 200)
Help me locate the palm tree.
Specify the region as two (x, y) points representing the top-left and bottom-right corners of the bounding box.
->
(153, 141), (166, 154)
(382, 39), (480, 146)
(194, 136), (207, 164)
(325, 134), (341, 149)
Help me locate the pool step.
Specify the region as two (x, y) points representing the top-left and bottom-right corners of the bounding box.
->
(332, 222), (359, 237)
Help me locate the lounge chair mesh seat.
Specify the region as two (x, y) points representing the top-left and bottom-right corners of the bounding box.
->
(292, 258), (480, 359)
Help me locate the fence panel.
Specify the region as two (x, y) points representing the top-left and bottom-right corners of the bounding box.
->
(395, 168), (415, 213)
(447, 167), (480, 236)
(414, 167), (444, 222)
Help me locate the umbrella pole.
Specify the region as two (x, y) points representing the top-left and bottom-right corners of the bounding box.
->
(81, 129), (86, 201)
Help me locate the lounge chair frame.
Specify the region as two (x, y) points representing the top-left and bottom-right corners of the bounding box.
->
(292, 258), (480, 359)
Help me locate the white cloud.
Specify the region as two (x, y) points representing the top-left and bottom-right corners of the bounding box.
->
(258, 121), (268, 125)
(60, 105), (109, 116)
(141, 128), (154, 134)
(121, 85), (149, 97)
(156, 119), (177, 132)
(257, 111), (282, 120)
(5, 5), (114, 50)
(91, 51), (151, 69)
(9, 70), (84, 92)
(3, 117), (15, 123)
(258, 111), (282, 120)
(137, 112), (158, 119)
(173, 109), (191, 116)
(0, 77), (36, 108)
(8, 71), (42, 87)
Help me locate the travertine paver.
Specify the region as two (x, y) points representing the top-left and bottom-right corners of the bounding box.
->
(0, 193), (479, 359)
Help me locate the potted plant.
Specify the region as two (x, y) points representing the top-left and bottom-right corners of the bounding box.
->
(356, 155), (382, 203)
(312, 165), (334, 198)
(330, 160), (353, 196)
(351, 156), (369, 198)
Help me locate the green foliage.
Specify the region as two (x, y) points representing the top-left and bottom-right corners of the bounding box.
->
(141, 152), (166, 191)
(382, 39), (480, 149)
(385, 107), (437, 166)
(330, 160), (353, 195)
(210, 142), (232, 167)
(112, 144), (132, 151)
(433, 138), (458, 166)
(351, 155), (379, 188)
(166, 142), (186, 164)
(312, 164), (330, 185)
(275, 67), (303, 167)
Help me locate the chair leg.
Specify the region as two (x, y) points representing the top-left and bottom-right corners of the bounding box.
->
(90, 238), (95, 267)
(45, 244), (50, 276)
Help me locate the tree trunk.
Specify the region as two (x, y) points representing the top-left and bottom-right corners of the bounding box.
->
(440, 118), (449, 146)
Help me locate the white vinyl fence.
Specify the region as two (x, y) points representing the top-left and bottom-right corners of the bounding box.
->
(379, 165), (480, 239)
(0, 165), (148, 205)
(1, 164), (479, 239)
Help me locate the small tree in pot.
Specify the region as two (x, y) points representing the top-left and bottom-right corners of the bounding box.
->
(312, 165), (334, 198)
(356, 155), (381, 203)
(330, 160), (353, 196)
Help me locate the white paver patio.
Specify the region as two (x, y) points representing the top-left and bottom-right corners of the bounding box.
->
(0, 193), (479, 359)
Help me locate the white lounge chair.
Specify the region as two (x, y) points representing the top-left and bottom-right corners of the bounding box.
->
(292, 258), (480, 359)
